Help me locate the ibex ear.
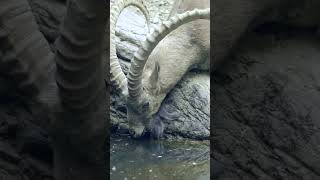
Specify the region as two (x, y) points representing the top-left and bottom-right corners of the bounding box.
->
(150, 62), (160, 89)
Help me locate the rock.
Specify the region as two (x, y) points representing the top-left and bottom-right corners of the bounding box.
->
(115, 8), (148, 62)
(28, 0), (66, 44)
(0, 101), (54, 179)
(0, 76), (14, 99)
(161, 73), (210, 139)
(213, 30), (320, 179)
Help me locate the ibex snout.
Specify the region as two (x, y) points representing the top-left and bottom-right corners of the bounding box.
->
(129, 125), (146, 138)
(127, 100), (151, 138)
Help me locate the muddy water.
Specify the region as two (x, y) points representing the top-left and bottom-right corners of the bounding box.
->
(110, 135), (210, 180)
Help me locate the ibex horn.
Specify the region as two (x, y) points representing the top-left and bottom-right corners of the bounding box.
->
(127, 8), (210, 101)
(110, 0), (150, 97)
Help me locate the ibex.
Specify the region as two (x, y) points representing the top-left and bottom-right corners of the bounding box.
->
(0, 0), (107, 179)
(213, 0), (320, 68)
(110, 0), (210, 138)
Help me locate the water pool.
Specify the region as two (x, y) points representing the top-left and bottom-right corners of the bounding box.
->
(110, 135), (210, 180)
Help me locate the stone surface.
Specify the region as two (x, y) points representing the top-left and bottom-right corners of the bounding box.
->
(161, 73), (210, 139)
(213, 29), (320, 179)
(0, 1), (62, 179)
(115, 8), (148, 62)
(0, 100), (53, 180)
(28, 0), (66, 44)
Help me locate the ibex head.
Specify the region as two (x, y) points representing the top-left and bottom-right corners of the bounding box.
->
(110, 0), (210, 138)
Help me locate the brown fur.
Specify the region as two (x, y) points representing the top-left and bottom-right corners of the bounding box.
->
(129, 0), (210, 137)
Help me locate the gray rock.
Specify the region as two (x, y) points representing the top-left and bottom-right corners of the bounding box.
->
(28, 0), (66, 43)
(213, 32), (320, 179)
(161, 73), (210, 139)
(115, 8), (148, 62)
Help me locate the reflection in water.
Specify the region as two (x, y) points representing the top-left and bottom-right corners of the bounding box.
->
(110, 135), (210, 180)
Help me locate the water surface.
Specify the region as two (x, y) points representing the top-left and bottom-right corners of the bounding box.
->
(110, 135), (210, 180)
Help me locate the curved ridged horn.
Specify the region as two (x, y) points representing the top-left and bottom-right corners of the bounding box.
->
(110, 0), (150, 97)
(127, 8), (210, 101)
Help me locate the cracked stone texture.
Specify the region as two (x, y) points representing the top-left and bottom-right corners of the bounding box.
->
(213, 29), (320, 179)
(29, 0), (66, 44)
(0, 101), (53, 180)
(161, 73), (210, 139)
(0, 0), (65, 179)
